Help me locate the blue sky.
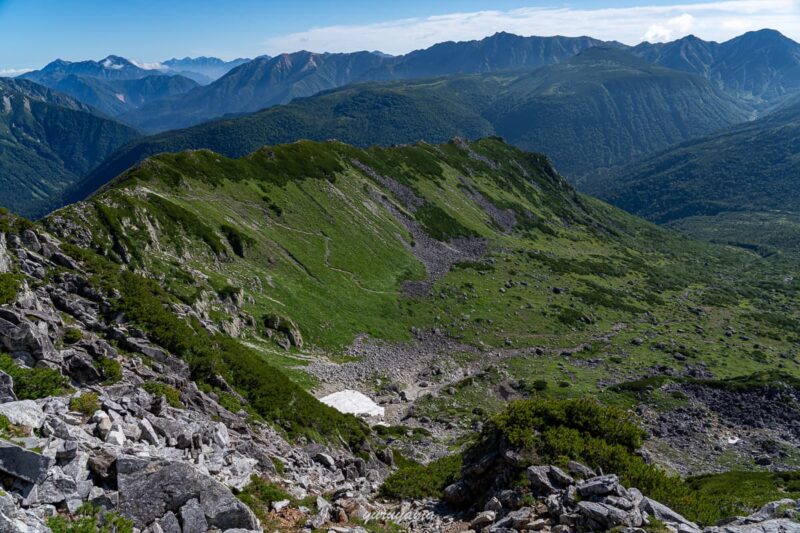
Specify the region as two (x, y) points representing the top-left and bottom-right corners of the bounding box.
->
(1, 0), (798, 73)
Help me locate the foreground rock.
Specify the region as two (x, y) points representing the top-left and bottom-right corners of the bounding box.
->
(117, 457), (258, 530)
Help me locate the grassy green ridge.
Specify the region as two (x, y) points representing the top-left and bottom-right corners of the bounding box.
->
(69, 48), (748, 207)
(50, 139), (800, 386)
(62, 243), (368, 447)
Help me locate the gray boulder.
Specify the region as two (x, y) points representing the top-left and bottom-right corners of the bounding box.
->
(179, 498), (209, 533)
(640, 497), (701, 533)
(0, 233), (10, 274)
(0, 441), (53, 484)
(117, 457), (258, 530)
(0, 400), (44, 429)
(0, 370), (15, 403)
(528, 465), (574, 495)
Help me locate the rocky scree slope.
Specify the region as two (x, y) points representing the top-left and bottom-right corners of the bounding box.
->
(0, 212), (410, 533)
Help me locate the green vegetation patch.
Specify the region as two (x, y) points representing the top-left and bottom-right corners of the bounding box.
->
(415, 202), (479, 241)
(0, 273), (21, 305)
(48, 503), (133, 533)
(461, 397), (776, 525)
(70, 392), (100, 417)
(381, 453), (463, 500)
(142, 381), (184, 409)
(0, 353), (71, 399)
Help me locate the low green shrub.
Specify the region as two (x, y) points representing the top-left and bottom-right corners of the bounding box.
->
(0, 354), (70, 399)
(63, 328), (83, 345)
(48, 502), (133, 533)
(70, 392), (100, 417)
(96, 358), (123, 384)
(143, 381), (184, 409)
(236, 475), (293, 523)
(380, 454), (462, 500)
(468, 397), (760, 525)
(415, 203), (477, 241)
(0, 273), (20, 305)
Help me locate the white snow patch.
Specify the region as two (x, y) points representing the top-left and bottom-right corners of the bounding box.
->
(728, 436), (741, 445)
(319, 390), (384, 418)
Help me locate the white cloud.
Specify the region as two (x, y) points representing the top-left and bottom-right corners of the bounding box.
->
(262, 0), (800, 55)
(0, 68), (32, 78)
(645, 12), (696, 41)
(130, 59), (164, 70)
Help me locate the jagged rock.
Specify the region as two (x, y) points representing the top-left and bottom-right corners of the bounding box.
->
(640, 497), (701, 533)
(117, 456), (258, 530)
(577, 500), (640, 528)
(38, 468), (79, 504)
(179, 498), (209, 533)
(0, 370), (15, 403)
(568, 460), (596, 479)
(94, 411), (112, 439)
(105, 429), (126, 446)
(0, 233), (11, 274)
(157, 511), (182, 533)
(737, 499), (797, 524)
(0, 313), (60, 365)
(0, 441), (53, 484)
(528, 465), (573, 495)
(470, 510), (496, 529)
(271, 499), (291, 512)
(314, 452), (336, 469)
(138, 418), (160, 445)
(0, 400), (45, 429)
(495, 508), (535, 529)
(579, 474), (624, 498)
(121, 338), (190, 378)
(62, 348), (102, 384)
(87, 448), (117, 483)
(0, 489), (49, 533)
(150, 417), (198, 449)
(443, 481), (470, 505)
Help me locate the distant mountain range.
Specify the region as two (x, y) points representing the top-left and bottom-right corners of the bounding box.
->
(160, 56), (255, 84)
(5, 28), (800, 247)
(69, 47), (748, 205)
(0, 78), (140, 217)
(123, 34), (616, 132)
(632, 29), (800, 109)
(584, 97), (800, 253)
(18, 55), (251, 118)
(20, 56), (198, 118)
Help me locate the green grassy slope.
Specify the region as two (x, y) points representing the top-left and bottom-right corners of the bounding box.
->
(49, 139), (800, 387)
